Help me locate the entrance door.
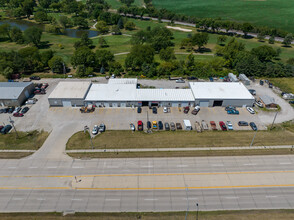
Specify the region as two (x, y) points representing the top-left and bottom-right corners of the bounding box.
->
(62, 101), (72, 107)
(142, 101), (148, 106)
(199, 100), (209, 107)
(121, 103), (126, 107)
(213, 100), (223, 107)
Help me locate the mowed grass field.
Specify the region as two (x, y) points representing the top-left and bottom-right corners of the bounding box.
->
(153, 0), (294, 33)
(270, 77), (294, 93)
(66, 127), (294, 150)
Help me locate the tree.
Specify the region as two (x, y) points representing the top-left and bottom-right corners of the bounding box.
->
(95, 21), (109, 34)
(98, 37), (108, 48)
(120, 0), (134, 7)
(269, 35), (275, 44)
(18, 46), (43, 73)
(149, 26), (173, 52)
(40, 50), (54, 67)
(286, 58), (294, 65)
(59, 15), (70, 28)
(125, 45), (154, 70)
(111, 25), (122, 35)
(282, 34), (293, 47)
(217, 35), (227, 45)
(191, 32), (209, 51)
(216, 38), (245, 68)
(71, 46), (95, 69)
(251, 45), (277, 62)
(73, 17), (88, 29)
(95, 49), (114, 69)
(22, 0), (36, 19)
(257, 32), (265, 42)
(34, 11), (48, 23)
(117, 18), (124, 29)
(10, 27), (24, 44)
(48, 56), (65, 73)
(124, 21), (136, 30)
(3, 67), (14, 79)
(159, 47), (176, 61)
(40, 0), (52, 9)
(235, 52), (264, 77)
(24, 26), (42, 47)
(241, 22), (253, 38)
(74, 32), (94, 49)
(0, 23), (11, 40)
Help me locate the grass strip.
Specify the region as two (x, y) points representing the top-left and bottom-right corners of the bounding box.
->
(1, 210), (294, 219)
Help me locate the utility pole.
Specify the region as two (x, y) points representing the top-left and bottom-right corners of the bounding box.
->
(270, 111), (279, 130)
(63, 62), (66, 79)
(250, 130), (257, 147)
(196, 203), (199, 220)
(9, 116), (19, 139)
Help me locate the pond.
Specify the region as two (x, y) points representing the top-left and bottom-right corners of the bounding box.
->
(0, 19), (99, 38)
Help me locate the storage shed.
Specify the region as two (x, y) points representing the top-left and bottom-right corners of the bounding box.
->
(0, 82), (34, 106)
(259, 95), (278, 108)
(239, 74), (250, 85)
(189, 82), (255, 107)
(48, 81), (91, 107)
(228, 73), (239, 82)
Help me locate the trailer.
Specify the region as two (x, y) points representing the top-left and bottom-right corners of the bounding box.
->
(201, 120), (209, 130)
(195, 121), (202, 133)
(183, 120), (192, 130)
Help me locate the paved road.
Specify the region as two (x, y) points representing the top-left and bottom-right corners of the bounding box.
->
(0, 155), (293, 212)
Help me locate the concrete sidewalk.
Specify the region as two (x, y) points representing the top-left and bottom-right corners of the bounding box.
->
(66, 145), (294, 153)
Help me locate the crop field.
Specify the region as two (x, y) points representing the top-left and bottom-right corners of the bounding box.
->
(153, 0), (294, 33)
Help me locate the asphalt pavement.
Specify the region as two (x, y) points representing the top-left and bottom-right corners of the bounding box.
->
(0, 155), (294, 212)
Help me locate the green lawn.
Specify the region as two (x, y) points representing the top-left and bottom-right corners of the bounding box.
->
(0, 130), (49, 150)
(0, 18), (293, 69)
(105, 0), (144, 9)
(270, 77), (294, 93)
(153, 0), (294, 33)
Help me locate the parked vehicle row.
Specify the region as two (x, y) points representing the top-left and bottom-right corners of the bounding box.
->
(34, 83), (48, 95)
(0, 106), (29, 116)
(137, 106), (201, 115)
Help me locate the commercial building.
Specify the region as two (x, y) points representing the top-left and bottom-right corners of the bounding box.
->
(85, 81), (195, 107)
(48, 81), (91, 107)
(189, 82), (255, 107)
(0, 82), (34, 106)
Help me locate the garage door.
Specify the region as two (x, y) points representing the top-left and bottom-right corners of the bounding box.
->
(121, 103), (126, 107)
(199, 100), (209, 107)
(62, 101), (72, 107)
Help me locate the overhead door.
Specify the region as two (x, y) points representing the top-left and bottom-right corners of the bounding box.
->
(62, 101), (72, 107)
(121, 103), (126, 107)
(199, 100), (209, 107)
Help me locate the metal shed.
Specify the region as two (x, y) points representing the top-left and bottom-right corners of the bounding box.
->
(0, 82), (34, 106)
(48, 81), (92, 107)
(189, 82), (255, 107)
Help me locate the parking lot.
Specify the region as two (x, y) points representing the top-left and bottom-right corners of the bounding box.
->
(1, 78), (293, 134)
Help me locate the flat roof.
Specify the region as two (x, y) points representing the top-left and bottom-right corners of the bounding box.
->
(189, 82), (254, 100)
(0, 82), (33, 99)
(48, 81), (91, 99)
(85, 84), (137, 101)
(108, 78), (137, 85)
(136, 89), (195, 102)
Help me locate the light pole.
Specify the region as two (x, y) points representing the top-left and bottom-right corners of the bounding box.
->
(270, 111), (279, 130)
(9, 116), (18, 139)
(196, 203), (199, 220)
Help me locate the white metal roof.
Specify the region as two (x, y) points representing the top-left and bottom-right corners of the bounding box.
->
(48, 81), (91, 99)
(136, 89), (195, 102)
(85, 84), (137, 101)
(108, 78), (137, 85)
(0, 82), (33, 100)
(189, 82), (254, 100)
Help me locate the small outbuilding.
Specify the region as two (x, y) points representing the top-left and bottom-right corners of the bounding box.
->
(189, 82), (255, 107)
(48, 81), (91, 107)
(259, 95), (278, 108)
(0, 82), (34, 106)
